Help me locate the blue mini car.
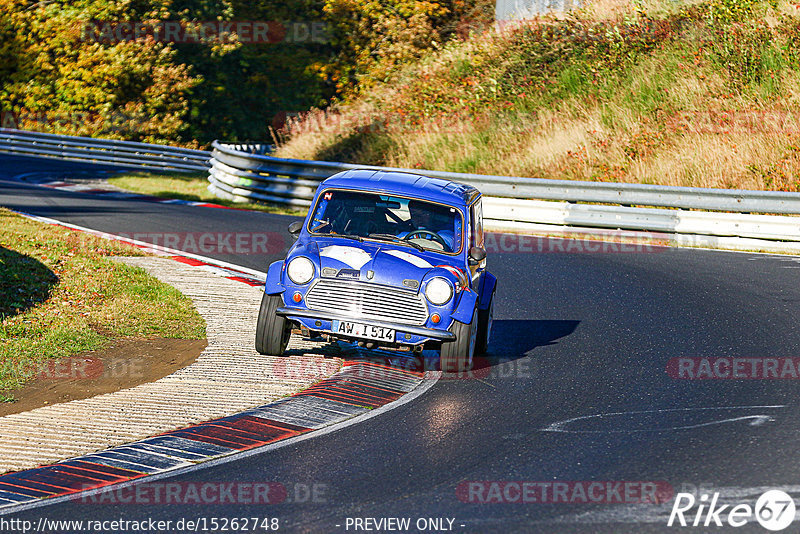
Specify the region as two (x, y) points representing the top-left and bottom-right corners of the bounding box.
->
(255, 169), (496, 371)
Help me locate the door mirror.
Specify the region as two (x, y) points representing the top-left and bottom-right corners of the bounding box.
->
(468, 246), (486, 265)
(288, 221), (303, 236)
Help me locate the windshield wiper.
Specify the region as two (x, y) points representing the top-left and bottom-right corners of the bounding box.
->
(340, 234), (363, 242)
(368, 233), (424, 252)
(318, 232), (363, 242)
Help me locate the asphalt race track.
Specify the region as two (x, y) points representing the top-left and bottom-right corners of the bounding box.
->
(2, 154), (800, 533)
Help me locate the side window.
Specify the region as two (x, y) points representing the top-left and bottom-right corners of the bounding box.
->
(470, 200), (484, 248)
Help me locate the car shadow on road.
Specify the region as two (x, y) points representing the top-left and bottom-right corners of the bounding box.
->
(477, 319), (581, 370)
(452, 319), (581, 378)
(287, 319), (581, 375)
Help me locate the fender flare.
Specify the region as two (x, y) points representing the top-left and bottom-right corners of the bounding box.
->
(477, 271), (497, 310)
(451, 289), (479, 325)
(264, 260), (285, 295)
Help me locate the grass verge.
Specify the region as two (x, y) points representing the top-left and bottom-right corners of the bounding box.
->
(107, 172), (307, 216)
(0, 208), (206, 402)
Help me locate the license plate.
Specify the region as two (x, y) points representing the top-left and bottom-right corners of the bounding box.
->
(332, 320), (395, 342)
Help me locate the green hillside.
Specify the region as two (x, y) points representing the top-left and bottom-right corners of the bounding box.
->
(274, 0), (800, 192)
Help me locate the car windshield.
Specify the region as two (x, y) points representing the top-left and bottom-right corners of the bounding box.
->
(308, 190), (463, 253)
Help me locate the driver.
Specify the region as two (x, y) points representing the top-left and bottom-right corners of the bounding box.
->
(407, 200), (455, 251)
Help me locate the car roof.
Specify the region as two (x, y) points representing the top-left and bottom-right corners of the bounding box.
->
(319, 169), (480, 207)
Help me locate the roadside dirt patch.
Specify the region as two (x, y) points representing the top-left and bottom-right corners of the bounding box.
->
(0, 337), (206, 416)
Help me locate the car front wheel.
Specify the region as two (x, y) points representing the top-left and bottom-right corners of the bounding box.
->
(439, 306), (478, 372)
(475, 292), (494, 355)
(255, 293), (291, 356)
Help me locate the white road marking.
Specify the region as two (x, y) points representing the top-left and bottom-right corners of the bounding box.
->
(542, 406), (786, 433)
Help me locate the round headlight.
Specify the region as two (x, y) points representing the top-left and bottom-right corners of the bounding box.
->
(287, 257), (315, 285)
(425, 277), (453, 306)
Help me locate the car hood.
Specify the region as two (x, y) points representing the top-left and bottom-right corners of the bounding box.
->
(291, 238), (452, 287)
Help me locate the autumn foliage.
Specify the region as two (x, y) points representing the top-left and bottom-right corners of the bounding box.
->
(0, 0), (491, 147)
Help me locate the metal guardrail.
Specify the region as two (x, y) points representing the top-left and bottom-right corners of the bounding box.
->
(2, 130), (797, 249)
(0, 129), (210, 172)
(209, 142), (800, 249)
(209, 141), (800, 215)
(481, 197), (800, 241)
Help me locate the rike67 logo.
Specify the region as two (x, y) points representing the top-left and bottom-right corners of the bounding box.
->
(668, 489), (796, 531)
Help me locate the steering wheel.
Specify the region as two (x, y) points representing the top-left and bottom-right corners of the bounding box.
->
(404, 229), (449, 250)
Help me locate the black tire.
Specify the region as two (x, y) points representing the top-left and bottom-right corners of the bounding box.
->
(255, 293), (291, 356)
(439, 306), (478, 372)
(475, 292), (494, 356)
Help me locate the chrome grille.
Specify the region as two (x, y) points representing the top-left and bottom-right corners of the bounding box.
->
(305, 279), (429, 326)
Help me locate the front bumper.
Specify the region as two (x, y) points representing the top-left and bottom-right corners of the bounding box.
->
(276, 307), (455, 342)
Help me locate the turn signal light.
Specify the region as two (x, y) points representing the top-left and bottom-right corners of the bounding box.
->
(431, 313), (441, 324)
(292, 292), (303, 303)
